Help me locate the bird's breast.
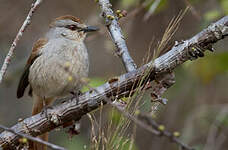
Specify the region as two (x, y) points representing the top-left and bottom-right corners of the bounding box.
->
(29, 39), (89, 98)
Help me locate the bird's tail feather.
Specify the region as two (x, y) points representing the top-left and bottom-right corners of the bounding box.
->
(29, 94), (54, 150)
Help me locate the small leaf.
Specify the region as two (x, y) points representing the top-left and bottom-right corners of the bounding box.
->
(81, 78), (106, 92)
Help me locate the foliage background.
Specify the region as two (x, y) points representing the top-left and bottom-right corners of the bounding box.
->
(0, 0), (228, 149)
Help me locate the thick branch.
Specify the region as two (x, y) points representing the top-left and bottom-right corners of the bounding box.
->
(98, 0), (137, 72)
(0, 0), (43, 84)
(0, 16), (227, 149)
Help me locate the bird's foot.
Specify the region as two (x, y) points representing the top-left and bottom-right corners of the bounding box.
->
(41, 105), (53, 120)
(70, 91), (82, 105)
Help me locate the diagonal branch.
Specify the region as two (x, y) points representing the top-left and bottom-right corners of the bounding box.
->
(110, 99), (194, 150)
(98, 0), (137, 72)
(0, 0), (43, 84)
(0, 16), (227, 149)
(0, 124), (65, 150)
(138, 113), (194, 150)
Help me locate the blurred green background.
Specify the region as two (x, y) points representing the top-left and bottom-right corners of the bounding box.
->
(0, 0), (228, 149)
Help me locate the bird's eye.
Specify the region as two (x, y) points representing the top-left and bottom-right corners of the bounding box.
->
(66, 25), (78, 31)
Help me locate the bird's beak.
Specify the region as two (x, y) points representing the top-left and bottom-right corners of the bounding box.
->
(82, 26), (99, 33)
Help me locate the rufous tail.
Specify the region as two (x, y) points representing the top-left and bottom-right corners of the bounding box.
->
(29, 94), (54, 150)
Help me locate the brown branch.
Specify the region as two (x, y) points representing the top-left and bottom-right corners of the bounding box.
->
(0, 0), (43, 84)
(138, 113), (194, 150)
(0, 16), (227, 149)
(0, 124), (65, 150)
(110, 100), (194, 150)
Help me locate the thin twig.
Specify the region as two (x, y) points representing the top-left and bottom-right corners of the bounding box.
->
(0, 0), (43, 84)
(0, 124), (66, 150)
(139, 113), (195, 150)
(203, 108), (228, 150)
(111, 102), (194, 149)
(87, 3), (145, 42)
(97, 0), (137, 72)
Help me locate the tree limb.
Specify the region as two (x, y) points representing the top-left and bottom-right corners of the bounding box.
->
(98, 0), (137, 72)
(0, 16), (227, 149)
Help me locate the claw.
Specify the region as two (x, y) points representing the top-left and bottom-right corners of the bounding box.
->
(70, 91), (82, 105)
(41, 105), (53, 120)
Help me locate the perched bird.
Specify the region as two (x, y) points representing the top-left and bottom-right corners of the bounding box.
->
(17, 15), (98, 150)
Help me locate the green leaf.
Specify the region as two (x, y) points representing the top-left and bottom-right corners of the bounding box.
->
(81, 77), (106, 92)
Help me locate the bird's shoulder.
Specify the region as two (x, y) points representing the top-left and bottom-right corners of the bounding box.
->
(27, 38), (48, 65)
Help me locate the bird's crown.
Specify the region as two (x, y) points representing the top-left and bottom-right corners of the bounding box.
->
(49, 15), (84, 28)
(54, 15), (82, 23)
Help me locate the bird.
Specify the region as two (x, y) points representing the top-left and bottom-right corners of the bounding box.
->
(16, 15), (98, 150)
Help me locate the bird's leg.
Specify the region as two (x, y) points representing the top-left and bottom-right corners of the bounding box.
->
(67, 91), (82, 136)
(41, 97), (53, 119)
(40, 98), (48, 118)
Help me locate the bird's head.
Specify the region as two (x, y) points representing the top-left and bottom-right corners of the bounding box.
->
(48, 15), (98, 41)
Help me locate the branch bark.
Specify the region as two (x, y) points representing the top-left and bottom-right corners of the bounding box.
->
(0, 16), (227, 149)
(0, 124), (65, 150)
(98, 0), (137, 72)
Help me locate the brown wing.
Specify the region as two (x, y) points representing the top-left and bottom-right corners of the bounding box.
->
(17, 38), (48, 98)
